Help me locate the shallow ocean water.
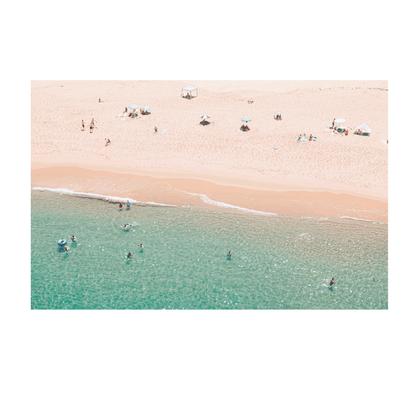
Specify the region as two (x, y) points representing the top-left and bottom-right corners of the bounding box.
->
(31, 190), (388, 309)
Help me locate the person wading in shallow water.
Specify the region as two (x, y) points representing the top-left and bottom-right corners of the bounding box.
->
(127, 252), (132, 259)
(330, 278), (336, 286)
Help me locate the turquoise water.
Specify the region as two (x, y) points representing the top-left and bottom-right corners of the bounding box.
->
(31, 190), (388, 309)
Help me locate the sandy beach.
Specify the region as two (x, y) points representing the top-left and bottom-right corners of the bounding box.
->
(31, 80), (388, 221)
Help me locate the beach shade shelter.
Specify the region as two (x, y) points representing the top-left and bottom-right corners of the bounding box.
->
(141, 106), (151, 114)
(335, 118), (346, 124)
(201, 114), (211, 119)
(274, 112), (281, 119)
(181, 86), (198, 98)
(241, 117), (251, 123)
(129, 104), (139, 110)
(354, 123), (372, 136)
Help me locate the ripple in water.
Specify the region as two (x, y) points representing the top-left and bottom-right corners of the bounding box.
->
(31, 190), (388, 309)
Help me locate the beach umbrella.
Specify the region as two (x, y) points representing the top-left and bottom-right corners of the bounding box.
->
(129, 104), (139, 110)
(274, 112), (281, 118)
(241, 117), (251, 123)
(142, 106), (151, 112)
(335, 118), (346, 124)
(201, 114), (211, 119)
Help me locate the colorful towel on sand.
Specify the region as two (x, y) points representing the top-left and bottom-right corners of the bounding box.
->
(162, 129), (168, 134)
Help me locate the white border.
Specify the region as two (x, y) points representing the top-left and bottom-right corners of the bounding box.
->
(14, 65), (404, 326)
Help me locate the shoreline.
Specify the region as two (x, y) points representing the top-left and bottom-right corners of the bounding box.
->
(31, 166), (388, 222)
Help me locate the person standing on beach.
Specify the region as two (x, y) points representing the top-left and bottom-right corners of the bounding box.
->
(81, 120), (85, 131)
(332, 118), (335, 129)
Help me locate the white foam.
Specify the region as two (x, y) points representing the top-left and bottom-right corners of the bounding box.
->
(183, 191), (277, 216)
(31, 187), (174, 206)
(340, 216), (373, 222)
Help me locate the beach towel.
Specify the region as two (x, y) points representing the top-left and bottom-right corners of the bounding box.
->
(237, 129), (243, 132)
(162, 129), (168, 134)
(121, 118), (125, 121)
(273, 147), (278, 150)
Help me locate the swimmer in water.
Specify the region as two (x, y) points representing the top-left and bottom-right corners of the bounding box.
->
(227, 251), (232, 257)
(127, 252), (132, 259)
(138, 243), (144, 249)
(71, 236), (77, 242)
(122, 223), (130, 230)
(126, 200), (131, 208)
(64, 246), (69, 253)
(119, 202), (123, 209)
(330, 278), (335, 286)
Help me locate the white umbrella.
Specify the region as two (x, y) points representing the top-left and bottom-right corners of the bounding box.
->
(241, 117), (251, 123)
(129, 104), (139, 110)
(142, 106), (151, 112)
(335, 118), (346, 124)
(201, 114), (211, 119)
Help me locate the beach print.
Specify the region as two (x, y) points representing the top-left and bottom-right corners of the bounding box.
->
(31, 81), (388, 309)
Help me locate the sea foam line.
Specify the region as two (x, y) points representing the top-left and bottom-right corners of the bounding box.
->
(183, 191), (277, 216)
(31, 187), (174, 206)
(340, 216), (374, 222)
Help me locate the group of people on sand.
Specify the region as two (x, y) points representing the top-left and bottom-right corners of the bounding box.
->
(331, 118), (349, 136)
(297, 133), (316, 142)
(240, 124), (250, 132)
(81, 118), (97, 133)
(200, 119), (210, 126)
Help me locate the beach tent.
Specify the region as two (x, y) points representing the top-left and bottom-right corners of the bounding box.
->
(354, 123), (371, 133)
(182, 86), (198, 98)
(354, 123), (371, 134)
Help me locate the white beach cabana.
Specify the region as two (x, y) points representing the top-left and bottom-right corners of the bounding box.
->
(181, 86), (198, 99)
(354, 123), (372, 136)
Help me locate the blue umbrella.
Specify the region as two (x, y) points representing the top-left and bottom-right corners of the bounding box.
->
(241, 117), (251, 123)
(129, 104), (139, 110)
(142, 106), (151, 112)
